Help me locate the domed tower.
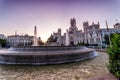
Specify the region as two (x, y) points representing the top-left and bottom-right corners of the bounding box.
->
(68, 17), (79, 45)
(69, 17), (78, 33)
(83, 21), (89, 32)
(70, 17), (76, 27)
(58, 28), (61, 36)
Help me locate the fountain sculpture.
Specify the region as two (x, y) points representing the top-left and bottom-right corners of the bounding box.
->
(0, 26), (97, 65)
(65, 29), (70, 46)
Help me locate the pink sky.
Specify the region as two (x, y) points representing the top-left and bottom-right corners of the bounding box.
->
(0, 0), (120, 41)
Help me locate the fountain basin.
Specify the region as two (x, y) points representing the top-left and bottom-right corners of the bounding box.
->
(0, 46), (97, 65)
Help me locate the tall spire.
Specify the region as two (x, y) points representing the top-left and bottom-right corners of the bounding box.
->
(70, 17), (76, 27)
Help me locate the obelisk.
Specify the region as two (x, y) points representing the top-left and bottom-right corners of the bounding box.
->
(33, 26), (38, 46)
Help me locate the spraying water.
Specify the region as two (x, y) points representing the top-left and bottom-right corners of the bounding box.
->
(65, 29), (69, 46)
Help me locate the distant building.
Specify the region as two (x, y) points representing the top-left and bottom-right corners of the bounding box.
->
(48, 18), (120, 46)
(7, 34), (34, 47)
(0, 34), (6, 40)
(114, 22), (120, 29)
(51, 18), (84, 46)
(83, 21), (101, 45)
(67, 18), (84, 45)
(83, 21), (120, 46)
(100, 28), (120, 43)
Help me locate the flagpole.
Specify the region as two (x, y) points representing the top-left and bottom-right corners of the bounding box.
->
(105, 20), (111, 47)
(99, 30), (102, 51)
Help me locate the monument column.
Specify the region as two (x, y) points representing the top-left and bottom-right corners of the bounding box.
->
(33, 26), (38, 46)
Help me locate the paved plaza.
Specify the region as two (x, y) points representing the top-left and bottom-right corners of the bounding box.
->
(0, 52), (113, 80)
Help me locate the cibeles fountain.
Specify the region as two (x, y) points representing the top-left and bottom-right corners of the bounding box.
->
(0, 26), (98, 65)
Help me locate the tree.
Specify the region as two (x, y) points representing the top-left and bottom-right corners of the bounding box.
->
(47, 35), (57, 43)
(104, 33), (120, 45)
(104, 34), (110, 45)
(107, 34), (120, 79)
(38, 40), (44, 45)
(0, 39), (6, 47)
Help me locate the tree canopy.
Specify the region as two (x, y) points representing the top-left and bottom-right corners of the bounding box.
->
(47, 35), (57, 43)
(0, 39), (6, 47)
(107, 33), (120, 79)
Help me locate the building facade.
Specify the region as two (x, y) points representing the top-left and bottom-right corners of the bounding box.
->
(7, 34), (34, 47)
(0, 34), (6, 40)
(51, 18), (84, 46)
(67, 18), (84, 45)
(100, 28), (120, 43)
(83, 21), (101, 45)
(48, 18), (120, 46)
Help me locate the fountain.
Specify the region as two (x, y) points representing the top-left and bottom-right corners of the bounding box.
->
(65, 29), (70, 46)
(0, 26), (98, 65)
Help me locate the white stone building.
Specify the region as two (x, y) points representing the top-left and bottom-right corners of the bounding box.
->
(100, 28), (120, 44)
(67, 18), (84, 45)
(83, 21), (101, 45)
(0, 34), (6, 40)
(50, 18), (120, 46)
(51, 18), (84, 46)
(83, 21), (120, 46)
(7, 34), (34, 47)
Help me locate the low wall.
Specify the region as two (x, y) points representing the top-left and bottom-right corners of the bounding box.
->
(0, 46), (97, 65)
(0, 51), (96, 65)
(9, 46), (85, 52)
